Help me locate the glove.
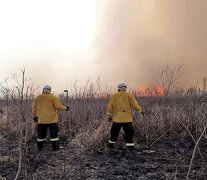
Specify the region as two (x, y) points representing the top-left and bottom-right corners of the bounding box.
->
(65, 106), (69, 111)
(33, 117), (38, 122)
(108, 118), (113, 122)
(140, 111), (145, 115)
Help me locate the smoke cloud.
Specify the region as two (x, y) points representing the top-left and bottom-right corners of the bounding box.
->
(93, 0), (207, 88)
(0, 0), (207, 92)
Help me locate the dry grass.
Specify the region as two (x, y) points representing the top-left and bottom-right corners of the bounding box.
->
(0, 93), (207, 179)
(0, 94), (206, 152)
(72, 120), (110, 151)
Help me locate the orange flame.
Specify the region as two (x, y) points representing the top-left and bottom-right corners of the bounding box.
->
(99, 94), (108, 99)
(133, 84), (165, 97)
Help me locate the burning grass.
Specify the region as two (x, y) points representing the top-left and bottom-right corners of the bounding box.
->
(133, 84), (165, 97)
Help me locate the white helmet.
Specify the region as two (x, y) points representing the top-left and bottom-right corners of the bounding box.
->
(43, 85), (52, 93)
(117, 82), (127, 89)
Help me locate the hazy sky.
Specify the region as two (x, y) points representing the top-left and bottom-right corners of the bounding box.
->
(0, 0), (207, 93)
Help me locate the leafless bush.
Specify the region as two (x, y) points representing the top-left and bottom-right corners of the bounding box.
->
(161, 63), (185, 96)
(0, 70), (35, 180)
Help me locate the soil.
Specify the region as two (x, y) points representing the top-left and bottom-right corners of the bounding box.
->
(0, 133), (207, 180)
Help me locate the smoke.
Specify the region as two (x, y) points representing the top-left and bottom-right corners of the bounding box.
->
(0, 44), (97, 93)
(93, 0), (207, 88)
(1, 0), (207, 92)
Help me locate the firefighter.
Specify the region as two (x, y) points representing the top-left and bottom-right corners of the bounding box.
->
(107, 82), (144, 150)
(32, 85), (69, 151)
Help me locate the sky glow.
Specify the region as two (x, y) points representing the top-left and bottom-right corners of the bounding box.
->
(0, 0), (206, 93)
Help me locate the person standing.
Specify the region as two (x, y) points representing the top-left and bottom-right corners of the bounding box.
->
(32, 85), (69, 151)
(107, 82), (144, 150)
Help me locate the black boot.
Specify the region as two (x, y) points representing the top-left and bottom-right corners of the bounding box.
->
(127, 146), (134, 151)
(109, 143), (114, 149)
(51, 141), (59, 151)
(37, 141), (45, 151)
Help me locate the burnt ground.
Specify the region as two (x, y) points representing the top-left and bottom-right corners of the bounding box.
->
(0, 133), (207, 180)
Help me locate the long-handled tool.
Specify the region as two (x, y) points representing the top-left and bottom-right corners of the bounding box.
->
(143, 113), (149, 148)
(0, 109), (3, 114)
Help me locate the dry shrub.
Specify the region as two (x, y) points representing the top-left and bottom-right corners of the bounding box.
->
(0, 109), (18, 136)
(0, 102), (36, 141)
(1, 92), (206, 151)
(72, 120), (110, 151)
(0, 113), (7, 126)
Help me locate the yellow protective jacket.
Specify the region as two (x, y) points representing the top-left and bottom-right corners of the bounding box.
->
(107, 89), (142, 123)
(32, 92), (67, 124)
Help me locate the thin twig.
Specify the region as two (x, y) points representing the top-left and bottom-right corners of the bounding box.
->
(149, 126), (174, 147)
(0, 174), (6, 180)
(186, 105), (207, 179)
(149, 118), (201, 148)
(15, 69), (25, 180)
(174, 169), (178, 180)
(169, 108), (205, 163)
(143, 114), (149, 147)
(186, 124), (207, 179)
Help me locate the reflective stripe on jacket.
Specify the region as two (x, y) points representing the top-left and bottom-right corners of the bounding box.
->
(32, 92), (67, 124)
(107, 89), (142, 123)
